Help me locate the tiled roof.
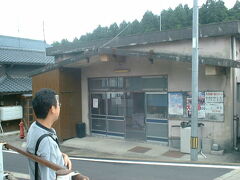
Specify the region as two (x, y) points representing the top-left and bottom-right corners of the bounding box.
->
(0, 48), (54, 65)
(0, 65), (40, 94)
(0, 76), (32, 94)
(0, 35), (51, 51)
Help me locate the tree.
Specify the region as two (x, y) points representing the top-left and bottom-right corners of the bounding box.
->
(73, 37), (79, 43)
(128, 19), (142, 34)
(108, 23), (119, 37)
(200, 0), (228, 24)
(227, 0), (240, 20)
(118, 21), (129, 36)
(60, 39), (70, 45)
(161, 8), (177, 30)
(140, 11), (159, 32)
(91, 25), (109, 40)
(51, 41), (60, 46)
(53, 0), (237, 47)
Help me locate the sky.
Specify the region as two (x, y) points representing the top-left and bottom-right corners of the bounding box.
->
(0, 0), (237, 44)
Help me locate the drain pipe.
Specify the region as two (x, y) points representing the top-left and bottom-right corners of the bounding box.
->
(231, 36), (238, 150)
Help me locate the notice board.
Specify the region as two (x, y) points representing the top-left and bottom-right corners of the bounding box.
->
(168, 91), (224, 121)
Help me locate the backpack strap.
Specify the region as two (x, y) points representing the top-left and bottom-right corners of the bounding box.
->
(35, 134), (59, 180)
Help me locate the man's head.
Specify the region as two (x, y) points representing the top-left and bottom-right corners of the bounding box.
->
(32, 88), (60, 121)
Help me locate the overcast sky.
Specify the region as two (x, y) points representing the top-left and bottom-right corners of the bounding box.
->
(0, 0), (237, 44)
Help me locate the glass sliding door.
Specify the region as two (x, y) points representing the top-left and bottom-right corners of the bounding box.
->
(90, 93), (107, 135)
(125, 92), (146, 140)
(106, 92), (125, 137)
(145, 92), (168, 142)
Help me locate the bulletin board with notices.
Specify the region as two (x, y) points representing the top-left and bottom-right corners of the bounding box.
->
(168, 91), (224, 121)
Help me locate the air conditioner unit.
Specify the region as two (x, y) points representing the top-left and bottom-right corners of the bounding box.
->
(0, 106), (23, 121)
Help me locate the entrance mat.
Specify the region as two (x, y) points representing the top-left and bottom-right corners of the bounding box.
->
(128, 146), (151, 153)
(162, 151), (184, 158)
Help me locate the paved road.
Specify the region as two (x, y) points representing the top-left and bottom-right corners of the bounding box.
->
(3, 151), (235, 180)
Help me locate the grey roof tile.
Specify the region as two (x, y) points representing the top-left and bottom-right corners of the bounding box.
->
(0, 35), (51, 51)
(6, 65), (40, 77)
(0, 48), (54, 65)
(0, 77), (32, 93)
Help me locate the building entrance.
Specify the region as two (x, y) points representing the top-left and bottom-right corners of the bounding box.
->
(89, 76), (168, 142)
(125, 92), (145, 140)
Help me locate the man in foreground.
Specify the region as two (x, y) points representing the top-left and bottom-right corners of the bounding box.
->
(27, 88), (72, 180)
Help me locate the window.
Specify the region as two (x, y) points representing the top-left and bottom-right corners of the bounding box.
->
(237, 83), (240, 102)
(142, 76), (167, 91)
(146, 93), (168, 119)
(91, 93), (106, 115)
(89, 78), (107, 90)
(107, 92), (125, 116)
(108, 77), (124, 89)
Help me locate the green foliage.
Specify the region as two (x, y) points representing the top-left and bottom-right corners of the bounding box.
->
(51, 41), (60, 46)
(141, 11), (159, 32)
(60, 39), (70, 45)
(227, 0), (240, 21)
(52, 0), (240, 46)
(200, 0), (228, 24)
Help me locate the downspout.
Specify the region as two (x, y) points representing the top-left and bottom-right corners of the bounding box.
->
(231, 36), (237, 150)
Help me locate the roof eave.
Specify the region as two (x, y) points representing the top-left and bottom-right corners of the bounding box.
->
(31, 48), (240, 77)
(46, 20), (240, 56)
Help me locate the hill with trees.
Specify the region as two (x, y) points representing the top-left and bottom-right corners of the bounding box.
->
(52, 0), (240, 46)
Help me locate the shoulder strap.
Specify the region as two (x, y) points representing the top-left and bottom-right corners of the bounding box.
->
(35, 134), (59, 180)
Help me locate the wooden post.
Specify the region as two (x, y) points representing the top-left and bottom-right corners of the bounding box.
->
(4, 143), (89, 179)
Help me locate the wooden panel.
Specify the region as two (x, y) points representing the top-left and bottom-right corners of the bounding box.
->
(32, 68), (82, 141)
(32, 69), (60, 94)
(32, 69), (61, 138)
(59, 68), (82, 140)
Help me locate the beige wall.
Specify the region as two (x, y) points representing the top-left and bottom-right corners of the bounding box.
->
(81, 55), (233, 149)
(77, 35), (236, 150)
(128, 36), (232, 59)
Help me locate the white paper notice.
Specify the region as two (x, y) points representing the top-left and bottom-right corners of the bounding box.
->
(93, 98), (98, 108)
(205, 103), (223, 114)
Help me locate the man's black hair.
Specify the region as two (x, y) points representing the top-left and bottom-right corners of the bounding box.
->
(32, 88), (57, 119)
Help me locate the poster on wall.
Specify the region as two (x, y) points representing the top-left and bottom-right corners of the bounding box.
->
(186, 92), (206, 118)
(93, 98), (98, 108)
(168, 92), (183, 115)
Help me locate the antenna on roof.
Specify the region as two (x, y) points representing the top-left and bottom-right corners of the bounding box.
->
(17, 21), (21, 48)
(42, 20), (46, 44)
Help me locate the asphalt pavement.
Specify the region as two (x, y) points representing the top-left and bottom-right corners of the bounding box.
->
(1, 131), (240, 180)
(2, 151), (234, 180)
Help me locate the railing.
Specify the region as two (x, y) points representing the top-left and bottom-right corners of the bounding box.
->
(1, 143), (89, 180)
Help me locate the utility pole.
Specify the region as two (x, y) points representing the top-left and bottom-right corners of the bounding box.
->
(191, 0), (199, 161)
(159, 11), (162, 31)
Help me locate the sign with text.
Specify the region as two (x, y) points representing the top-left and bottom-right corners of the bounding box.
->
(205, 92), (223, 103)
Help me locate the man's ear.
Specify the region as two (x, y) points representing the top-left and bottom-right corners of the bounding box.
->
(50, 106), (55, 114)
